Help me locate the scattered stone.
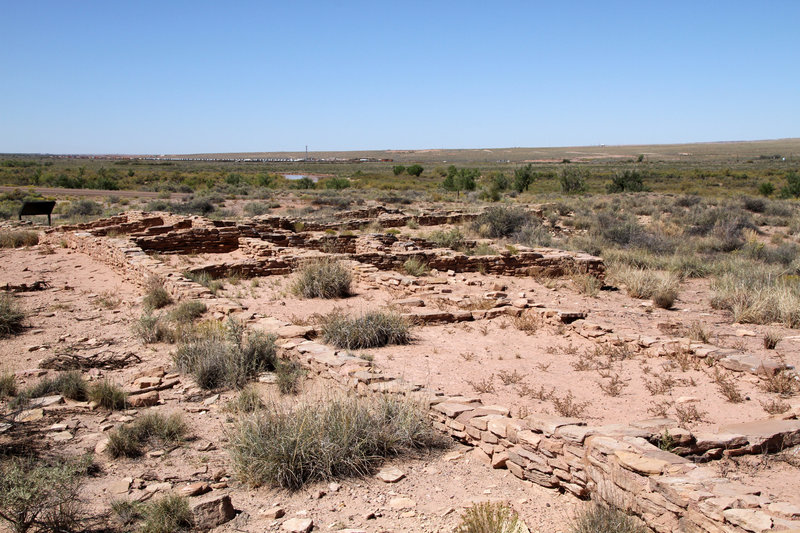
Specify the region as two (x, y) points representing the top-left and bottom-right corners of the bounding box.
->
(128, 391), (159, 407)
(181, 482), (211, 497)
(376, 467), (405, 483)
(50, 430), (73, 442)
(190, 493), (236, 529)
(260, 506), (285, 519)
(282, 518), (313, 533)
(389, 497), (416, 510)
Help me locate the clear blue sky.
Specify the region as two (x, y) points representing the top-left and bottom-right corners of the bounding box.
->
(1, 1), (798, 154)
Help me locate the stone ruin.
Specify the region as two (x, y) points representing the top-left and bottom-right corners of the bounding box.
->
(44, 208), (800, 533)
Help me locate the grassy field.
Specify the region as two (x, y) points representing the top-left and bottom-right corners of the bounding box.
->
(1, 139), (799, 207)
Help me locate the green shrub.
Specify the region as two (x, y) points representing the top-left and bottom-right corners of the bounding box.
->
(392, 165), (406, 176)
(0, 230), (39, 248)
(560, 167), (587, 194)
(142, 277), (172, 310)
(65, 199), (103, 217)
(428, 228), (467, 251)
(276, 361), (305, 395)
(406, 164), (424, 177)
(291, 258), (352, 299)
(403, 257), (429, 276)
(0, 294), (25, 338)
(140, 494), (193, 533)
(107, 412), (187, 458)
(0, 372), (17, 398)
(322, 310), (411, 349)
(472, 206), (533, 238)
(174, 320), (277, 389)
(607, 170), (647, 193)
(88, 380), (127, 410)
(455, 501), (527, 533)
(779, 170), (800, 198)
(229, 395), (445, 490)
(758, 181), (775, 197)
(569, 503), (648, 533)
(168, 301), (207, 323)
(0, 456), (88, 533)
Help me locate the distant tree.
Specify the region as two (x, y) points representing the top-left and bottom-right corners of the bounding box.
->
(779, 171), (800, 198)
(513, 164), (536, 192)
(758, 181), (774, 197)
(607, 170), (647, 193)
(325, 177), (350, 190)
(392, 165), (406, 176)
(406, 164), (424, 177)
(443, 166), (478, 197)
(637, 154), (645, 163)
(290, 177), (315, 189)
(559, 167), (587, 194)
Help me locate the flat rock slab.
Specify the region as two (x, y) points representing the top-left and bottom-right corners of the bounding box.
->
(719, 419), (800, 450)
(190, 493), (235, 529)
(376, 467), (405, 483)
(282, 518), (313, 533)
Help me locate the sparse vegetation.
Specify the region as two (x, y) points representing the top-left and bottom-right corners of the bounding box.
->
(403, 257), (429, 277)
(291, 257), (352, 299)
(455, 501), (527, 533)
(168, 300), (207, 323)
(229, 394), (446, 490)
(174, 319), (277, 389)
(134, 313), (175, 344)
(88, 379), (127, 410)
(569, 503), (648, 533)
(139, 494), (193, 533)
(0, 230), (39, 248)
(0, 294), (25, 338)
(14, 371), (88, 406)
(322, 310), (411, 349)
(107, 411), (188, 458)
(142, 276), (172, 310)
(0, 456), (89, 533)
(0, 372), (17, 398)
(275, 360), (305, 395)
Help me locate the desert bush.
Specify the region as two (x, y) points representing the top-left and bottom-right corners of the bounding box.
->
(228, 385), (264, 413)
(291, 258), (352, 299)
(514, 220), (553, 247)
(168, 300), (207, 323)
(0, 294), (25, 338)
(0, 230), (39, 248)
(134, 313), (175, 344)
(569, 503), (648, 533)
(560, 167), (587, 194)
(607, 170), (647, 193)
(229, 394), (445, 490)
(472, 206), (532, 238)
(759, 181), (775, 197)
(759, 370), (799, 397)
(15, 371), (88, 405)
(551, 391), (589, 417)
(610, 266), (680, 304)
(65, 199), (102, 217)
(711, 268), (800, 327)
(763, 330), (782, 349)
(88, 380), (127, 410)
(427, 228), (467, 251)
(742, 196), (766, 213)
(454, 501), (527, 533)
(322, 310), (411, 349)
(779, 170), (800, 198)
(571, 272), (601, 297)
(403, 257), (429, 277)
(140, 494), (193, 533)
(0, 456), (89, 533)
(174, 319), (277, 389)
(276, 360), (305, 395)
(406, 164), (424, 177)
(0, 372), (17, 398)
(142, 277), (172, 310)
(243, 202), (272, 216)
(110, 499), (145, 527)
(107, 412), (187, 458)
(184, 271), (224, 295)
